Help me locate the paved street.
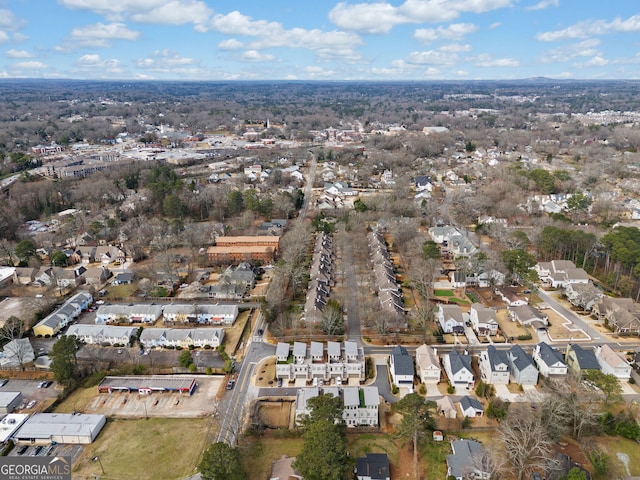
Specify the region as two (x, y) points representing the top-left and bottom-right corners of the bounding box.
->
(537, 289), (604, 341)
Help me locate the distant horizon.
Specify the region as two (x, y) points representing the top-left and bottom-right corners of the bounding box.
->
(1, 2), (640, 81)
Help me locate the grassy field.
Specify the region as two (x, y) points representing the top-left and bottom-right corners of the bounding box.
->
(434, 289), (455, 297)
(590, 436), (640, 478)
(241, 432), (303, 479)
(72, 417), (212, 479)
(54, 386), (98, 413)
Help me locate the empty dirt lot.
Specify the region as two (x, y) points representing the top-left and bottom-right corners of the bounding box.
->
(82, 375), (224, 418)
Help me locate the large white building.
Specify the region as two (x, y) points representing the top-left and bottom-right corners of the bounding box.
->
(295, 386), (379, 427)
(13, 413), (106, 445)
(276, 341), (365, 383)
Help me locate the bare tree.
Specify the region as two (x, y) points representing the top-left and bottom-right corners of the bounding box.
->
(498, 405), (559, 480)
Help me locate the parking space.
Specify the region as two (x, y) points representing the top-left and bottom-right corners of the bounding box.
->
(9, 443), (84, 461)
(83, 376), (224, 418)
(76, 345), (225, 370)
(0, 379), (59, 412)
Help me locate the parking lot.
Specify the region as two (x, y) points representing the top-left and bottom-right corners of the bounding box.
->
(0, 379), (59, 412)
(8, 443), (83, 461)
(82, 376), (224, 418)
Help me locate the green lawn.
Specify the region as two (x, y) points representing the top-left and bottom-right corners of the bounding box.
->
(434, 290), (455, 297)
(242, 432), (303, 479)
(72, 418), (211, 479)
(446, 297), (470, 305)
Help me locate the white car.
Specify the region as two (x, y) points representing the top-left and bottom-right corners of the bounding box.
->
(26, 400), (36, 409)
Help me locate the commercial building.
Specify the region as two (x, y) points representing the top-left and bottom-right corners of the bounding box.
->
(13, 413), (106, 445)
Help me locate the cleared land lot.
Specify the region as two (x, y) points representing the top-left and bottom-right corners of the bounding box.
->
(72, 417), (211, 480)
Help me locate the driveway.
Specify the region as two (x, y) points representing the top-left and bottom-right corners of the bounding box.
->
(373, 364), (397, 403)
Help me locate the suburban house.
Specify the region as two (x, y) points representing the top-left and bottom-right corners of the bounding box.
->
(564, 282), (602, 311)
(356, 453), (390, 480)
(113, 271), (136, 285)
(429, 225), (478, 258)
(437, 304), (465, 334)
(65, 325), (137, 346)
(479, 346), (510, 385)
(295, 386), (379, 428)
(565, 344), (601, 377)
(53, 266), (87, 288)
(414, 175), (433, 192)
(591, 296), (640, 335)
(436, 396), (457, 418)
(389, 346), (414, 391)
(276, 341), (366, 383)
(508, 305), (549, 329)
(304, 233), (334, 323)
(415, 344), (441, 384)
(139, 328), (224, 349)
(13, 267), (37, 285)
(469, 303), (499, 336)
(219, 262), (257, 290)
(162, 303), (239, 325)
(459, 396), (484, 417)
(595, 345), (632, 380)
(532, 342), (568, 378)
(33, 291), (93, 337)
(83, 267), (112, 286)
(495, 286), (528, 307)
(443, 350), (474, 391)
(535, 260), (589, 288)
(446, 439), (490, 480)
(508, 345), (539, 385)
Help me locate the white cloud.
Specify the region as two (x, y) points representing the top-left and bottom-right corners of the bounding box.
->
(526, 0), (559, 11)
(469, 53), (519, 67)
(5, 49), (33, 59)
(240, 50), (275, 62)
(11, 61), (47, 70)
(0, 9), (23, 31)
(537, 14), (640, 41)
(488, 22), (501, 29)
(0, 31), (9, 43)
(67, 23), (140, 48)
(406, 50), (458, 65)
(136, 50), (198, 69)
(218, 39), (244, 51)
(439, 43), (472, 53)
(60, 0), (211, 27)
(414, 23), (478, 44)
(454, 69), (469, 76)
(584, 55), (609, 67)
(329, 0), (511, 34)
(304, 66), (336, 78)
(75, 54), (123, 73)
(315, 48), (365, 64)
(539, 39), (600, 63)
(209, 11), (362, 51)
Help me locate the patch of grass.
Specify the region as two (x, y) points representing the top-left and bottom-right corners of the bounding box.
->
(242, 432), (303, 479)
(72, 418), (210, 480)
(421, 440), (450, 479)
(446, 297), (470, 305)
(348, 433), (400, 461)
(590, 436), (640, 478)
(434, 290), (455, 297)
(53, 387), (97, 413)
(106, 284), (136, 299)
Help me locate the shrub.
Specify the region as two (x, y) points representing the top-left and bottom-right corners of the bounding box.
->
(391, 384), (399, 395)
(418, 384), (427, 395)
(188, 363), (197, 372)
(205, 367), (213, 375)
(629, 377), (636, 384)
(461, 417), (471, 429)
(447, 384), (455, 394)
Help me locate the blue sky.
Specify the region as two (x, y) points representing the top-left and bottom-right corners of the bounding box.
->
(1, 0), (639, 80)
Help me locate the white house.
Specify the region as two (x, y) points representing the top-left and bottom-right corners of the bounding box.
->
(459, 396), (484, 417)
(95, 304), (163, 324)
(444, 350), (474, 390)
(535, 260), (589, 288)
(532, 342), (567, 377)
(389, 346), (414, 391)
(469, 303), (499, 336)
(415, 344), (441, 384)
(139, 328), (224, 349)
(162, 303), (239, 325)
(66, 325), (137, 346)
(595, 344), (632, 380)
(437, 304), (465, 334)
(479, 346), (510, 385)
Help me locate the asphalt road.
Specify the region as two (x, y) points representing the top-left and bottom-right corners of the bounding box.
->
(536, 289), (604, 341)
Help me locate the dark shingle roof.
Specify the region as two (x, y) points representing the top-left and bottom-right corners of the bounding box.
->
(356, 453), (390, 480)
(569, 344), (600, 370)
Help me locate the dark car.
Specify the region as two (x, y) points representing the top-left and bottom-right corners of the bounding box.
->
(30, 446), (42, 456)
(226, 379), (235, 390)
(16, 445), (28, 455)
(0, 379), (8, 387)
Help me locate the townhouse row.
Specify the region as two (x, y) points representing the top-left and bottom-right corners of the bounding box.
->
(275, 341), (365, 382)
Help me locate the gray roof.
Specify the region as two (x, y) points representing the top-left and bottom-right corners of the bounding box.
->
(356, 453), (390, 480)
(13, 413), (105, 441)
(570, 344), (601, 370)
(293, 342), (306, 358)
(536, 342), (566, 367)
(0, 391), (21, 407)
(447, 439), (485, 478)
(392, 350), (414, 376)
(509, 345), (536, 372)
(448, 350), (472, 375)
(327, 341), (340, 357)
(310, 341), (323, 358)
(362, 386), (379, 407)
(343, 387), (360, 407)
(487, 345), (509, 371)
(276, 342), (290, 358)
(460, 395), (483, 412)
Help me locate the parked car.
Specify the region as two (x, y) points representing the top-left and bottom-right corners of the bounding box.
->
(277, 378), (283, 387)
(0, 379), (8, 387)
(226, 379), (235, 390)
(26, 400), (36, 409)
(16, 445), (28, 455)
